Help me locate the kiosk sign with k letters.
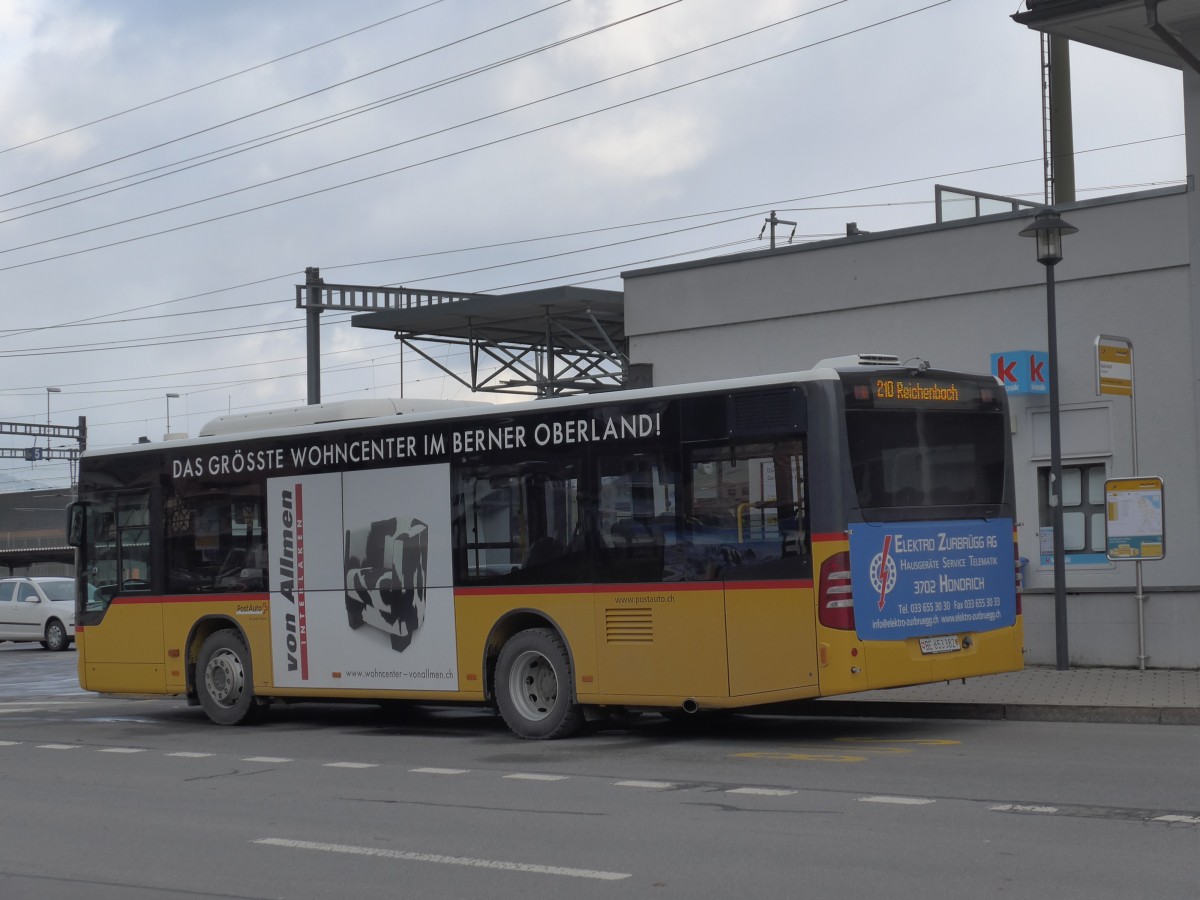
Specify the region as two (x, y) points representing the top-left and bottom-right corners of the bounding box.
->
(990, 350), (1049, 396)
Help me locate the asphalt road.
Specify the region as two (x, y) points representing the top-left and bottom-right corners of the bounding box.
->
(1, 644), (1197, 899)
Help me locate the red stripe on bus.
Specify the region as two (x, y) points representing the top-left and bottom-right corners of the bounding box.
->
(811, 532), (847, 543)
(457, 579), (813, 597)
(455, 583), (706, 597)
(723, 579), (814, 590)
(110, 593), (269, 605)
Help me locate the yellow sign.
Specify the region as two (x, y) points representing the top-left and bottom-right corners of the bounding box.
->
(1098, 343), (1132, 396)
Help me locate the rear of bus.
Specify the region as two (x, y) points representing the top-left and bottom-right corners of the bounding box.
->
(812, 364), (1023, 696)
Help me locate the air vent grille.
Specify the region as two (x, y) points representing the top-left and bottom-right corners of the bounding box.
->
(605, 608), (654, 643)
(731, 388), (797, 435)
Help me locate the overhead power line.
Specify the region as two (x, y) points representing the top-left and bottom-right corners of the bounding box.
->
(0, 0), (687, 223)
(0, 0), (448, 156)
(0, 0), (955, 272)
(0, 136), (1182, 351)
(0, 0), (574, 199)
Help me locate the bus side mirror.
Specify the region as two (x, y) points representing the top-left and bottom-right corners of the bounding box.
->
(66, 502), (87, 548)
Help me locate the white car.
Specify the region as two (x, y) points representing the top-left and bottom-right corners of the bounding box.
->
(0, 576), (76, 651)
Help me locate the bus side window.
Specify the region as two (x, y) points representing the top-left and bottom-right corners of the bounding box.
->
(678, 441), (810, 581)
(165, 487), (265, 594)
(452, 461), (585, 585)
(80, 491), (152, 612)
(595, 453), (678, 584)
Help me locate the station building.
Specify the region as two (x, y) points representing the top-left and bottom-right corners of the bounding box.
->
(624, 1), (1200, 668)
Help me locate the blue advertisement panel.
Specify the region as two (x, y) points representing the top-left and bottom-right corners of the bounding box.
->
(848, 519), (1016, 640)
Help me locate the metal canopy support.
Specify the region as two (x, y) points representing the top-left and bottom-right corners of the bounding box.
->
(394, 328), (626, 398)
(297, 276), (630, 398)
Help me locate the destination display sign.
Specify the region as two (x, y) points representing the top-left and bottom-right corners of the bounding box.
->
(848, 518), (1017, 640)
(871, 377), (962, 403)
(843, 375), (998, 410)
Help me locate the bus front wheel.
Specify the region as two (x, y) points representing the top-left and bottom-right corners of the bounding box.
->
(495, 628), (584, 740)
(196, 630), (266, 726)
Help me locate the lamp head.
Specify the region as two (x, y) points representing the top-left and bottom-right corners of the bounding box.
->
(1019, 208), (1078, 266)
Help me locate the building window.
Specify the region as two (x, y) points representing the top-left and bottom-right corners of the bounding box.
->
(1037, 462), (1108, 565)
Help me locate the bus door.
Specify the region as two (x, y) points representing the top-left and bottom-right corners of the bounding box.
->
(592, 452), (730, 701)
(688, 441), (818, 697)
(76, 489), (164, 692)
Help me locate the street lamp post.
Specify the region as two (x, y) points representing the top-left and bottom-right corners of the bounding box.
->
(1019, 208), (1078, 671)
(166, 392), (181, 435)
(46, 386), (61, 423)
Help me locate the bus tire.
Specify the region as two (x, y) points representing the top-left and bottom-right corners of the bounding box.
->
(495, 628), (584, 740)
(196, 629), (265, 726)
(42, 619), (71, 652)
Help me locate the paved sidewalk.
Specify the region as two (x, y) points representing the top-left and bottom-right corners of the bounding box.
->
(814, 666), (1200, 725)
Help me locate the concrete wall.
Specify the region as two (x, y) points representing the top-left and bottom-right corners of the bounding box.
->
(623, 188), (1199, 669)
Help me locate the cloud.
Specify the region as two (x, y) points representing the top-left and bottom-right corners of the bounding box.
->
(564, 109), (713, 182)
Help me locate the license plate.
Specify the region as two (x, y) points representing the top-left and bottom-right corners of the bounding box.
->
(919, 635), (961, 655)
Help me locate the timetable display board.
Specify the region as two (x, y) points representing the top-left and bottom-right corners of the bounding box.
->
(1104, 477), (1165, 561)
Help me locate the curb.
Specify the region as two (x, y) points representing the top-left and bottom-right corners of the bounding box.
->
(807, 700), (1200, 726)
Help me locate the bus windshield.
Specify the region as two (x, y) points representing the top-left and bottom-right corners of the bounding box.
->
(846, 408), (1006, 512)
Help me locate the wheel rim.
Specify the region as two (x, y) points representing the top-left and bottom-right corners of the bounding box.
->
(46, 623), (63, 648)
(506, 649), (557, 722)
(205, 648), (246, 708)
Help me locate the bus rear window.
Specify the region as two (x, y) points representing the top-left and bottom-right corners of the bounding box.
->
(846, 409), (1005, 511)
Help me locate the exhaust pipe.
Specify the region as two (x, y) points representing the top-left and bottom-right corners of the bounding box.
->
(680, 698), (699, 714)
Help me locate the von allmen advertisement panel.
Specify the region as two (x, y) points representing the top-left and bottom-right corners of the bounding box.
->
(266, 463), (458, 692)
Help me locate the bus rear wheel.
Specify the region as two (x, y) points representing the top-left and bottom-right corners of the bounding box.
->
(196, 629), (265, 726)
(495, 628), (584, 740)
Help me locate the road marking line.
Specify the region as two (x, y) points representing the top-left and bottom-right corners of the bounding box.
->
(613, 780), (675, 790)
(0, 701), (81, 707)
(505, 773), (568, 782)
(324, 761), (378, 769)
(242, 756), (292, 763)
(0, 740), (20, 746)
(859, 796), (935, 805)
(1153, 814), (1200, 825)
(734, 750), (866, 763)
(36, 743), (80, 750)
(990, 804), (1058, 814)
(253, 837), (631, 881)
(411, 767), (469, 775)
(727, 787), (797, 797)
(837, 738), (961, 746)
(168, 752), (215, 758)
(98, 747), (147, 754)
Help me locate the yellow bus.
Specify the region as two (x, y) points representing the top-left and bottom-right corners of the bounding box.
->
(67, 356), (1023, 739)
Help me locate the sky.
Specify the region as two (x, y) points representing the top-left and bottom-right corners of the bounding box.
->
(0, 0), (1187, 491)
